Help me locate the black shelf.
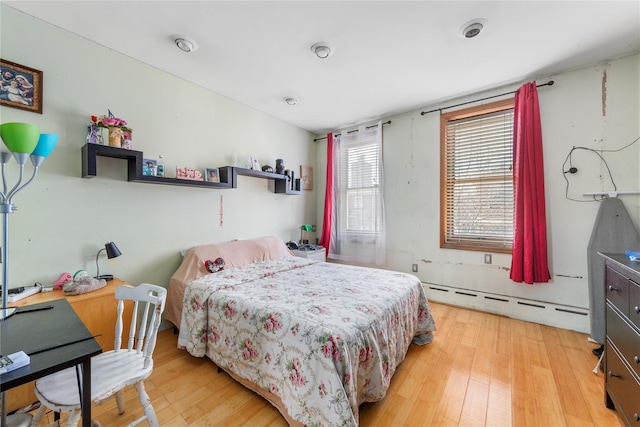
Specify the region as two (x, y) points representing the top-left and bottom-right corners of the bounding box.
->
(82, 144), (233, 189)
(230, 167), (301, 194)
(82, 144), (301, 194)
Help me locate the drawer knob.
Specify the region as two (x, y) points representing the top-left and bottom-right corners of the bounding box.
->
(635, 306), (640, 314)
(608, 371), (621, 378)
(635, 355), (640, 364)
(608, 285), (619, 292)
(635, 413), (639, 422)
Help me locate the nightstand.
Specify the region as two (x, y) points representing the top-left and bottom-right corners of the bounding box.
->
(291, 248), (326, 262)
(6, 277), (133, 412)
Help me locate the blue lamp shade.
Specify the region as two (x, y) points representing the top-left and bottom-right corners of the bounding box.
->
(0, 122), (40, 154)
(32, 133), (58, 158)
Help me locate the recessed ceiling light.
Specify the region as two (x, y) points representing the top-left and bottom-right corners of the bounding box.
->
(311, 42), (333, 59)
(174, 36), (198, 52)
(284, 97), (298, 105)
(460, 19), (487, 39)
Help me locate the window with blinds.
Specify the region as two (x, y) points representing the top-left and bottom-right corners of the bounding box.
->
(337, 137), (381, 234)
(440, 99), (514, 252)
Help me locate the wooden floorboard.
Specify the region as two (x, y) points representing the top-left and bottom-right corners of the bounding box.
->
(27, 302), (624, 426)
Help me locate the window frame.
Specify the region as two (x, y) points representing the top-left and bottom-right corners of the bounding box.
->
(440, 98), (514, 253)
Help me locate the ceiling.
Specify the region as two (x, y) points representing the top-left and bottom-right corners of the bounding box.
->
(5, 1), (640, 135)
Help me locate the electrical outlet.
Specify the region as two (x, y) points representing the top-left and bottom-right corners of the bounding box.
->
(311, 225), (316, 232)
(412, 264), (418, 272)
(484, 254), (492, 264)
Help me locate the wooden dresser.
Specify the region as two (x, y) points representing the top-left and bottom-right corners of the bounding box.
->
(601, 253), (640, 426)
(6, 277), (132, 412)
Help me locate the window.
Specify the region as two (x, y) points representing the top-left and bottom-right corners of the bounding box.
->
(330, 122), (386, 265)
(440, 99), (514, 253)
(341, 141), (380, 233)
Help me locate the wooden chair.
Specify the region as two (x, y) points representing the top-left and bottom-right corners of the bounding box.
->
(31, 283), (167, 427)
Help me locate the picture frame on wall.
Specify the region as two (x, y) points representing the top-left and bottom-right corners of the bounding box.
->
(300, 165), (314, 190)
(0, 59), (43, 114)
(206, 168), (220, 182)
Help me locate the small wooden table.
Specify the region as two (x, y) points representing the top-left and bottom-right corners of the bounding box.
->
(1, 299), (102, 427)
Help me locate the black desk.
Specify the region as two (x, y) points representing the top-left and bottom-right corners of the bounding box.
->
(1, 299), (102, 427)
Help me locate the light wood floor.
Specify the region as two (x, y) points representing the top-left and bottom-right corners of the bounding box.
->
(32, 302), (624, 426)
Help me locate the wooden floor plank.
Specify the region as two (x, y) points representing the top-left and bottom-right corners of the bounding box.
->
(27, 302), (625, 427)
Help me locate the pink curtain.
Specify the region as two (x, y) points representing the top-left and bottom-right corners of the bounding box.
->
(318, 133), (334, 249)
(510, 82), (550, 284)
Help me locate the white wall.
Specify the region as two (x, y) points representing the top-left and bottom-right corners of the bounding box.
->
(317, 53), (640, 329)
(0, 6), (317, 289)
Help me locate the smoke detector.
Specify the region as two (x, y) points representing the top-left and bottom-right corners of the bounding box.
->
(311, 42), (333, 59)
(460, 19), (487, 38)
(174, 36), (198, 52)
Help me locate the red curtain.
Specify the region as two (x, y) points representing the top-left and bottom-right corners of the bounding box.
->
(510, 82), (550, 284)
(318, 133), (334, 249)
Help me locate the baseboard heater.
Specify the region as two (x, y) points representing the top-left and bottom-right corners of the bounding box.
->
(423, 283), (589, 333)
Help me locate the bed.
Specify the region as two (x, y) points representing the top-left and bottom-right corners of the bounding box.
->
(167, 236), (436, 426)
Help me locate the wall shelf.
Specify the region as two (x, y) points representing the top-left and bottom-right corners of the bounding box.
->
(82, 144), (301, 194)
(230, 167), (301, 194)
(82, 144), (233, 188)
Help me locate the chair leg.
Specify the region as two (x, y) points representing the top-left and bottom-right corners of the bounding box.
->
(67, 409), (81, 427)
(115, 389), (126, 415)
(31, 404), (45, 426)
(134, 381), (158, 427)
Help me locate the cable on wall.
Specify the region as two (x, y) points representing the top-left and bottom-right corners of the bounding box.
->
(562, 136), (640, 202)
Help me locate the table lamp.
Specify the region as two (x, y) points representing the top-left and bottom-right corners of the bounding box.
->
(95, 241), (122, 281)
(300, 224), (312, 244)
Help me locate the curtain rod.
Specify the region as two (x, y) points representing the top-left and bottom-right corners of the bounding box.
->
(420, 80), (555, 116)
(313, 120), (391, 142)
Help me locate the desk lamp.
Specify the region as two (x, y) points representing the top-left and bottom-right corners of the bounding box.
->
(300, 224), (312, 245)
(0, 123), (57, 427)
(95, 241), (122, 281)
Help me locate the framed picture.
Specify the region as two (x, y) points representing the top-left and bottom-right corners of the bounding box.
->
(206, 168), (220, 183)
(301, 165), (314, 190)
(0, 59), (43, 114)
(250, 156), (261, 171)
(142, 159), (157, 176)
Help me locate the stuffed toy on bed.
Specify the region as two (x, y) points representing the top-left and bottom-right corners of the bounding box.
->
(204, 257), (225, 273)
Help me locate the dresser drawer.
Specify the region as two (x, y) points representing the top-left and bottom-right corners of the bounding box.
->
(607, 304), (640, 378)
(607, 266), (630, 315)
(631, 280), (640, 330)
(606, 342), (640, 425)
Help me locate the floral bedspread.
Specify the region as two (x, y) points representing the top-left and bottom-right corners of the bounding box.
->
(180, 257), (436, 427)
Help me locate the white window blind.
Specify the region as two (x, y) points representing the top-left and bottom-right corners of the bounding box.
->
(341, 139), (380, 233)
(441, 102), (514, 252)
